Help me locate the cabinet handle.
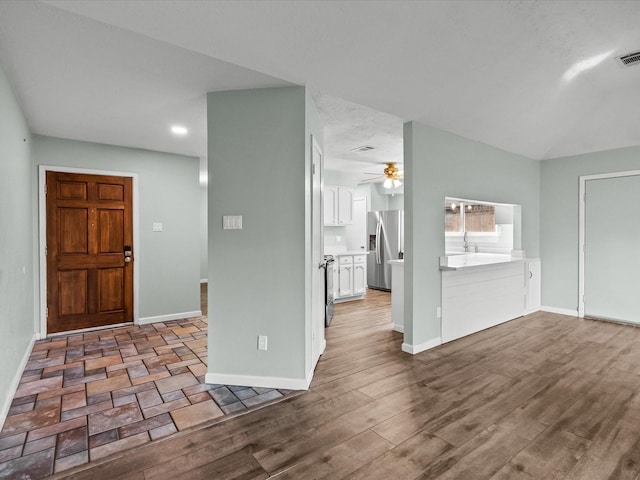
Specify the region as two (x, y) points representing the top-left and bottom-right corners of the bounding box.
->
(529, 271), (533, 279)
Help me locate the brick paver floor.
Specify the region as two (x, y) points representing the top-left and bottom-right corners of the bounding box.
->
(0, 316), (295, 479)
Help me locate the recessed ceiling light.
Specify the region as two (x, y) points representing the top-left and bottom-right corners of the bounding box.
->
(171, 125), (188, 135)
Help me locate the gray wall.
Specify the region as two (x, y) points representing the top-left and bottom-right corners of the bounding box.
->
(200, 182), (208, 281)
(207, 86), (322, 385)
(355, 182), (404, 212)
(33, 135), (201, 321)
(404, 121), (540, 347)
(0, 63), (35, 423)
(540, 146), (640, 312)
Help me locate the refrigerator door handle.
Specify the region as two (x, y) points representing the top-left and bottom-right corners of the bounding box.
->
(375, 222), (382, 265)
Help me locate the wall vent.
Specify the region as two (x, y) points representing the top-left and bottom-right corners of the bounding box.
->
(616, 50), (640, 68)
(350, 145), (374, 153)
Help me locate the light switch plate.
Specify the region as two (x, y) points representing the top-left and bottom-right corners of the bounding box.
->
(153, 222), (163, 232)
(223, 215), (243, 230)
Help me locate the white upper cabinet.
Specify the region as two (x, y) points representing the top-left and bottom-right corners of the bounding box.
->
(337, 187), (354, 225)
(324, 185), (354, 226)
(324, 185), (338, 226)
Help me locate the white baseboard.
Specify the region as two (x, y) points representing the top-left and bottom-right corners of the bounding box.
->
(541, 305), (578, 317)
(334, 295), (365, 304)
(402, 337), (442, 355)
(205, 370), (311, 391)
(524, 307), (541, 316)
(0, 334), (37, 432)
(393, 324), (404, 333)
(200, 279), (208, 284)
(138, 310), (203, 325)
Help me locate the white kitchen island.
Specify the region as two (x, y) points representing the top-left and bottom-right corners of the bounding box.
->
(440, 253), (528, 343)
(388, 259), (404, 332)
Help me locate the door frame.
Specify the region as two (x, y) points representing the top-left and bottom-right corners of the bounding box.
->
(578, 169), (640, 318)
(310, 135), (325, 368)
(38, 165), (140, 337)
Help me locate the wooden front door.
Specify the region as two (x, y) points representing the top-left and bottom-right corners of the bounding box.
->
(46, 171), (134, 333)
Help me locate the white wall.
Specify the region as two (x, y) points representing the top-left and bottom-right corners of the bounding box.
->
(0, 63), (36, 428)
(206, 86), (322, 389)
(33, 135), (201, 322)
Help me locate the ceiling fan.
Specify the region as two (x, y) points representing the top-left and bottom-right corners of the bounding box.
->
(362, 162), (404, 188)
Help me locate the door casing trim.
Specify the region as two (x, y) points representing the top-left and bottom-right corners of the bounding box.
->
(38, 165), (140, 337)
(578, 169), (640, 318)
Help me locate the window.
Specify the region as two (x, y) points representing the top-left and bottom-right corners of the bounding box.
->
(445, 199), (462, 232)
(445, 199), (496, 233)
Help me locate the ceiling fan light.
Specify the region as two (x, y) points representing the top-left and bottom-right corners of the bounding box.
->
(393, 179), (402, 188)
(383, 178), (393, 188)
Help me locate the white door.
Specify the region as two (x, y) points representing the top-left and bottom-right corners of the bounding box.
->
(346, 197), (367, 252)
(311, 136), (325, 367)
(584, 174), (640, 323)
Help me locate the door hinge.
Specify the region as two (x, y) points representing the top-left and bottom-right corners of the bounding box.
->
(45, 247), (47, 256)
(312, 163), (316, 175)
(46, 307), (48, 318)
(44, 184), (47, 195)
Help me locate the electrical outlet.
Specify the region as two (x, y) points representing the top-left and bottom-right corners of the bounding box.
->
(258, 335), (268, 351)
(436, 307), (441, 318)
(336, 235), (342, 242)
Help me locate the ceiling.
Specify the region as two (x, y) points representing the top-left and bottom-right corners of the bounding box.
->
(1, 1), (640, 180)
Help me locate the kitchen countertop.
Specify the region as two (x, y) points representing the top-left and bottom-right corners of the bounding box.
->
(325, 250), (369, 256)
(439, 253), (525, 271)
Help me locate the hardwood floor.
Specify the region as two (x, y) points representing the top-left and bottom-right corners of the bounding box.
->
(51, 289), (640, 479)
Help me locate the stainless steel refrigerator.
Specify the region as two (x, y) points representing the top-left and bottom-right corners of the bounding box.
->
(367, 210), (404, 291)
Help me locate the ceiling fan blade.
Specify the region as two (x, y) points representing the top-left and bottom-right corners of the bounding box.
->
(359, 176), (385, 183)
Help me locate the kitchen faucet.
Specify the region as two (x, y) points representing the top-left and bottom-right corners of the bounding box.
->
(463, 232), (469, 253)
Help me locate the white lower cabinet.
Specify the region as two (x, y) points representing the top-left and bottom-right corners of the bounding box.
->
(334, 254), (367, 302)
(353, 262), (366, 295)
(525, 259), (541, 313)
(338, 263), (353, 297)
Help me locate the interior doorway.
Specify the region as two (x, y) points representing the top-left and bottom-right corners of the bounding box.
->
(581, 171), (640, 323)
